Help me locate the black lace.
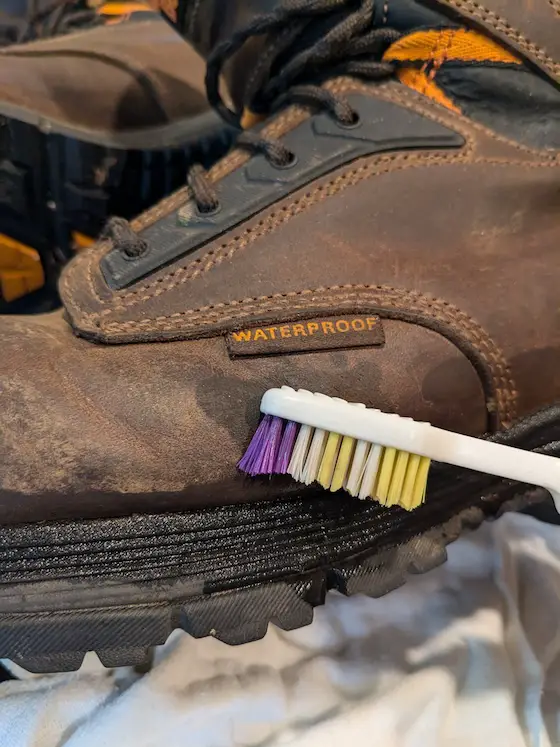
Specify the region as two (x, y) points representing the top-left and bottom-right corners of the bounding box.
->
(0, 0), (100, 45)
(107, 0), (401, 259)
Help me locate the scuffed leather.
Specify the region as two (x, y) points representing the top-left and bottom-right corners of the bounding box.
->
(0, 310), (486, 522)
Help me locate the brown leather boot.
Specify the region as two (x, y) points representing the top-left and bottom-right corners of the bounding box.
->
(0, 0), (559, 672)
(0, 1), (232, 312)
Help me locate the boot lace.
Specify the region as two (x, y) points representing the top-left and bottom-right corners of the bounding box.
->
(0, 0), (100, 45)
(106, 0), (401, 259)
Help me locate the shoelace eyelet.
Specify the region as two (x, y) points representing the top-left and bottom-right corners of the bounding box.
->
(270, 151), (298, 170)
(336, 110), (361, 129)
(195, 201), (222, 218)
(121, 243), (150, 261)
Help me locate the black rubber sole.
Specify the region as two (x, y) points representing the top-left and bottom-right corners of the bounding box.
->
(0, 111), (234, 313)
(0, 407), (557, 673)
(0, 469), (554, 672)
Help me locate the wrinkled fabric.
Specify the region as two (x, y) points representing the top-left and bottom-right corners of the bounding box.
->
(1, 512), (559, 747)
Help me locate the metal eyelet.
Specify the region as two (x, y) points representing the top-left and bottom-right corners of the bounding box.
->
(336, 110), (361, 129)
(119, 242), (150, 261)
(195, 202), (222, 218)
(270, 150), (298, 169)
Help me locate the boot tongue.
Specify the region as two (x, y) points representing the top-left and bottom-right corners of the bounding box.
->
(181, 0), (455, 113)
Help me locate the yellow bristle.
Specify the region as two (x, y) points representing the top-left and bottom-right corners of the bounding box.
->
(375, 447), (398, 505)
(399, 453), (422, 510)
(318, 432), (343, 488)
(330, 436), (356, 492)
(408, 456), (431, 510)
(387, 450), (410, 506)
(399, 455), (431, 511)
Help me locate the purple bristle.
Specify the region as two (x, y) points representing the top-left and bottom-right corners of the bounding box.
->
(238, 415), (285, 477)
(274, 420), (299, 474)
(256, 416), (284, 475)
(238, 414), (274, 476)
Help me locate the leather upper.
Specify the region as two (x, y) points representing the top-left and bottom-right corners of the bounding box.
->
(60, 79), (560, 428)
(0, 3), (559, 523)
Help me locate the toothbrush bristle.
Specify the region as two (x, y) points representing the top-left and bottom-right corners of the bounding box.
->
(238, 394), (431, 510)
(318, 431), (343, 489)
(259, 416), (284, 474)
(359, 444), (383, 500)
(237, 414), (284, 476)
(237, 414), (274, 477)
(331, 435), (356, 493)
(345, 440), (370, 496)
(302, 428), (327, 485)
(288, 424), (313, 481)
(274, 420), (299, 474)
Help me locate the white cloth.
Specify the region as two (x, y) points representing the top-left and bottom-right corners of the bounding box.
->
(1, 512), (560, 747)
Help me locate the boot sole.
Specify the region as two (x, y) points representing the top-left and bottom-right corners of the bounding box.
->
(0, 469), (552, 673)
(0, 109), (234, 312)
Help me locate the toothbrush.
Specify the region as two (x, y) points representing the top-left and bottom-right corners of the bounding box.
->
(238, 387), (560, 512)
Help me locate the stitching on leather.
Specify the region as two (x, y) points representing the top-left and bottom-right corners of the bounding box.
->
(367, 82), (556, 156)
(60, 83), (377, 310)
(442, 0), (560, 76)
(63, 78), (559, 323)
(98, 285), (517, 425)
(97, 153), (559, 318)
(85, 78), (556, 313)
(63, 106), (310, 278)
(99, 153), (465, 316)
(59, 105), (310, 315)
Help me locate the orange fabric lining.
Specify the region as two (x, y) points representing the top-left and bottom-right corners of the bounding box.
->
(241, 109), (266, 129)
(395, 68), (460, 113)
(98, 2), (151, 15)
(383, 28), (521, 113)
(384, 28), (522, 65)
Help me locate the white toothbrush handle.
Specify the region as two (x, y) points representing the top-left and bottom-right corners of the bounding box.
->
(424, 426), (560, 510)
(261, 388), (560, 510)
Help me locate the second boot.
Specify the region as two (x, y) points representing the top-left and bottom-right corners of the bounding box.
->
(0, 0), (233, 311)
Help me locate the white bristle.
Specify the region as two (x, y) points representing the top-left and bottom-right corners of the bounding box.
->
(302, 428), (327, 485)
(344, 439), (371, 496)
(358, 444), (383, 500)
(288, 424), (313, 481)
